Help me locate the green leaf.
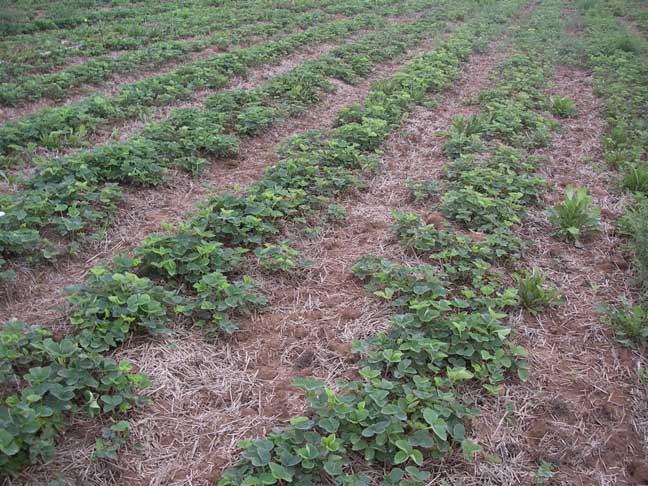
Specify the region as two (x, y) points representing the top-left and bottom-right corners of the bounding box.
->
(269, 462), (292, 481)
(461, 439), (482, 460)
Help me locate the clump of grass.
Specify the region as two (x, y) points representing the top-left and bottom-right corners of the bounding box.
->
(622, 164), (648, 194)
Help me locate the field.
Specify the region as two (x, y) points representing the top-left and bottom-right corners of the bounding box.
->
(0, 0), (647, 484)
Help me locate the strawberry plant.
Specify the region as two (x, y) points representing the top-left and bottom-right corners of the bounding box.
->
(256, 242), (309, 274)
(405, 179), (440, 202)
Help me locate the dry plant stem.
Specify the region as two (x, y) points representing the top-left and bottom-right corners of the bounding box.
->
(10, 24), (515, 486)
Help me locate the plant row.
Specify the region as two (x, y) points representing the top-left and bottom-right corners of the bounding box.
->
(0, 0), (520, 476)
(0, 2), (469, 281)
(0, 0), (411, 103)
(0, 0), (327, 81)
(0, 0), (220, 36)
(0, 0), (433, 161)
(0, 8), (339, 105)
(219, 0), (585, 484)
(219, 0), (596, 486)
(575, 0), (648, 344)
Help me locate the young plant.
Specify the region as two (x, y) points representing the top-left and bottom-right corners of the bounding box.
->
(547, 185), (600, 244)
(531, 460), (555, 484)
(405, 179), (440, 202)
(443, 114), (486, 158)
(255, 241), (308, 274)
(598, 300), (648, 347)
(515, 268), (563, 315)
(549, 96), (577, 118)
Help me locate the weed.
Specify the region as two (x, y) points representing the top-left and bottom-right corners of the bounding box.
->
(549, 96), (577, 118)
(598, 300), (648, 347)
(547, 185), (600, 244)
(515, 268), (563, 314)
(622, 164), (648, 194)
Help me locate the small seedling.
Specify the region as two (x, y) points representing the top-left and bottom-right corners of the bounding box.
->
(531, 460), (555, 484)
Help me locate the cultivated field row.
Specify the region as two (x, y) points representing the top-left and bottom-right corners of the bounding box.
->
(1, 0), (647, 484)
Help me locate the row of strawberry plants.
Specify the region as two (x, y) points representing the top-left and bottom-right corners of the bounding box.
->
(0, 8), (335, 104)
(0, 0), (439, 90)
(0, 0), (388, 102)
(0, 0), (217, 35)
(575, 0), (648, 342)
(0, 0), (428, 162)
(596, 0), (648, 38)
(219, 0), (577, 483)
(0, 0), (325, 82)
(0, 0), (515, 476)
(0, 2), (465, 280)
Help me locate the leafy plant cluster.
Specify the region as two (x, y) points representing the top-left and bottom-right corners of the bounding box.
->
(0, 0), (488, 473)
(547, 185), (600, 245)
(0, 4), (465, 281)
(218, 2), (537, 484)
(0, 318), (150, 473)
(293, 5), (570, 483)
